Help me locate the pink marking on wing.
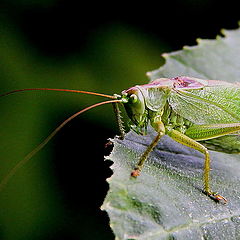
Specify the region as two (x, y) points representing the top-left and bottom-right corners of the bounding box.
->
(172, 76), (206, 89)
(175, 77), (239, 88)
(122, 76), (239, 94)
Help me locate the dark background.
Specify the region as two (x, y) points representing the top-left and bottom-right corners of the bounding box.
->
(0, 0), (239, 239)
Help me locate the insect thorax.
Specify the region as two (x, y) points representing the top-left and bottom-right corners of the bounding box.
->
(161, 103), (193, 134)
(129, 103), (193, 135)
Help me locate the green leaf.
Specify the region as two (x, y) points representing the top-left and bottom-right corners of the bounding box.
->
(102, 27), (240, 239)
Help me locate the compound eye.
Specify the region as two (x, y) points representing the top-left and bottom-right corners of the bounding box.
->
(130, 94), (138, 103)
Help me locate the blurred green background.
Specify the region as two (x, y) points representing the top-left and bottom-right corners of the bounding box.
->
(0, 0), (239, 239)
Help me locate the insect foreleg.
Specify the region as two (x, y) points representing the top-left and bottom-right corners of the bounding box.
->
(112, 102), (125, 140)
(131, 121), (165, 177)
(166, 129), (227, 204)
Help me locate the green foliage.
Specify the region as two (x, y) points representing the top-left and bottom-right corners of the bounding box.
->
(102, 28), (240, 239)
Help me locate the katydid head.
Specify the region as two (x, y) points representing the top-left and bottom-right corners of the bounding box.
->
(121, 86), (148, 133)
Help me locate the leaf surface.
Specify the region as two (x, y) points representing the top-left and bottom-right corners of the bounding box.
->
(102, 27), (240, 240)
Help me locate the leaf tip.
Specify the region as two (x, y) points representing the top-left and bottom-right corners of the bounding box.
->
(220, 28), (227, 36)
(182, 45), (191, 50)
(162, 53), (169, 58)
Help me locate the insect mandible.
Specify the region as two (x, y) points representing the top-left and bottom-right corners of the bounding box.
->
(1, 76), (240, 204)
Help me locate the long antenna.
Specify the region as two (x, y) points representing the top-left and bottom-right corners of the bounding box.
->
(0, 99), (122, 191)
(0, 88), (116, 99)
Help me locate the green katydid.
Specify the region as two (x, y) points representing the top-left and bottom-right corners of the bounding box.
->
(1, 76), (240, 204)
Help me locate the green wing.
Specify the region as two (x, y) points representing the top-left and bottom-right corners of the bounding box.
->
(200, 134), (240, 153)
(168, 85), (240, 125)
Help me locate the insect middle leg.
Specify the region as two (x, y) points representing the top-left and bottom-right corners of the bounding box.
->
(131, 122), (165, 177)
(167, 129), (227, 203)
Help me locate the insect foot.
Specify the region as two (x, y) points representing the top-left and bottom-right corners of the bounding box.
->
(131, 167), (141, 177)
(203, 191), (227, 204)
